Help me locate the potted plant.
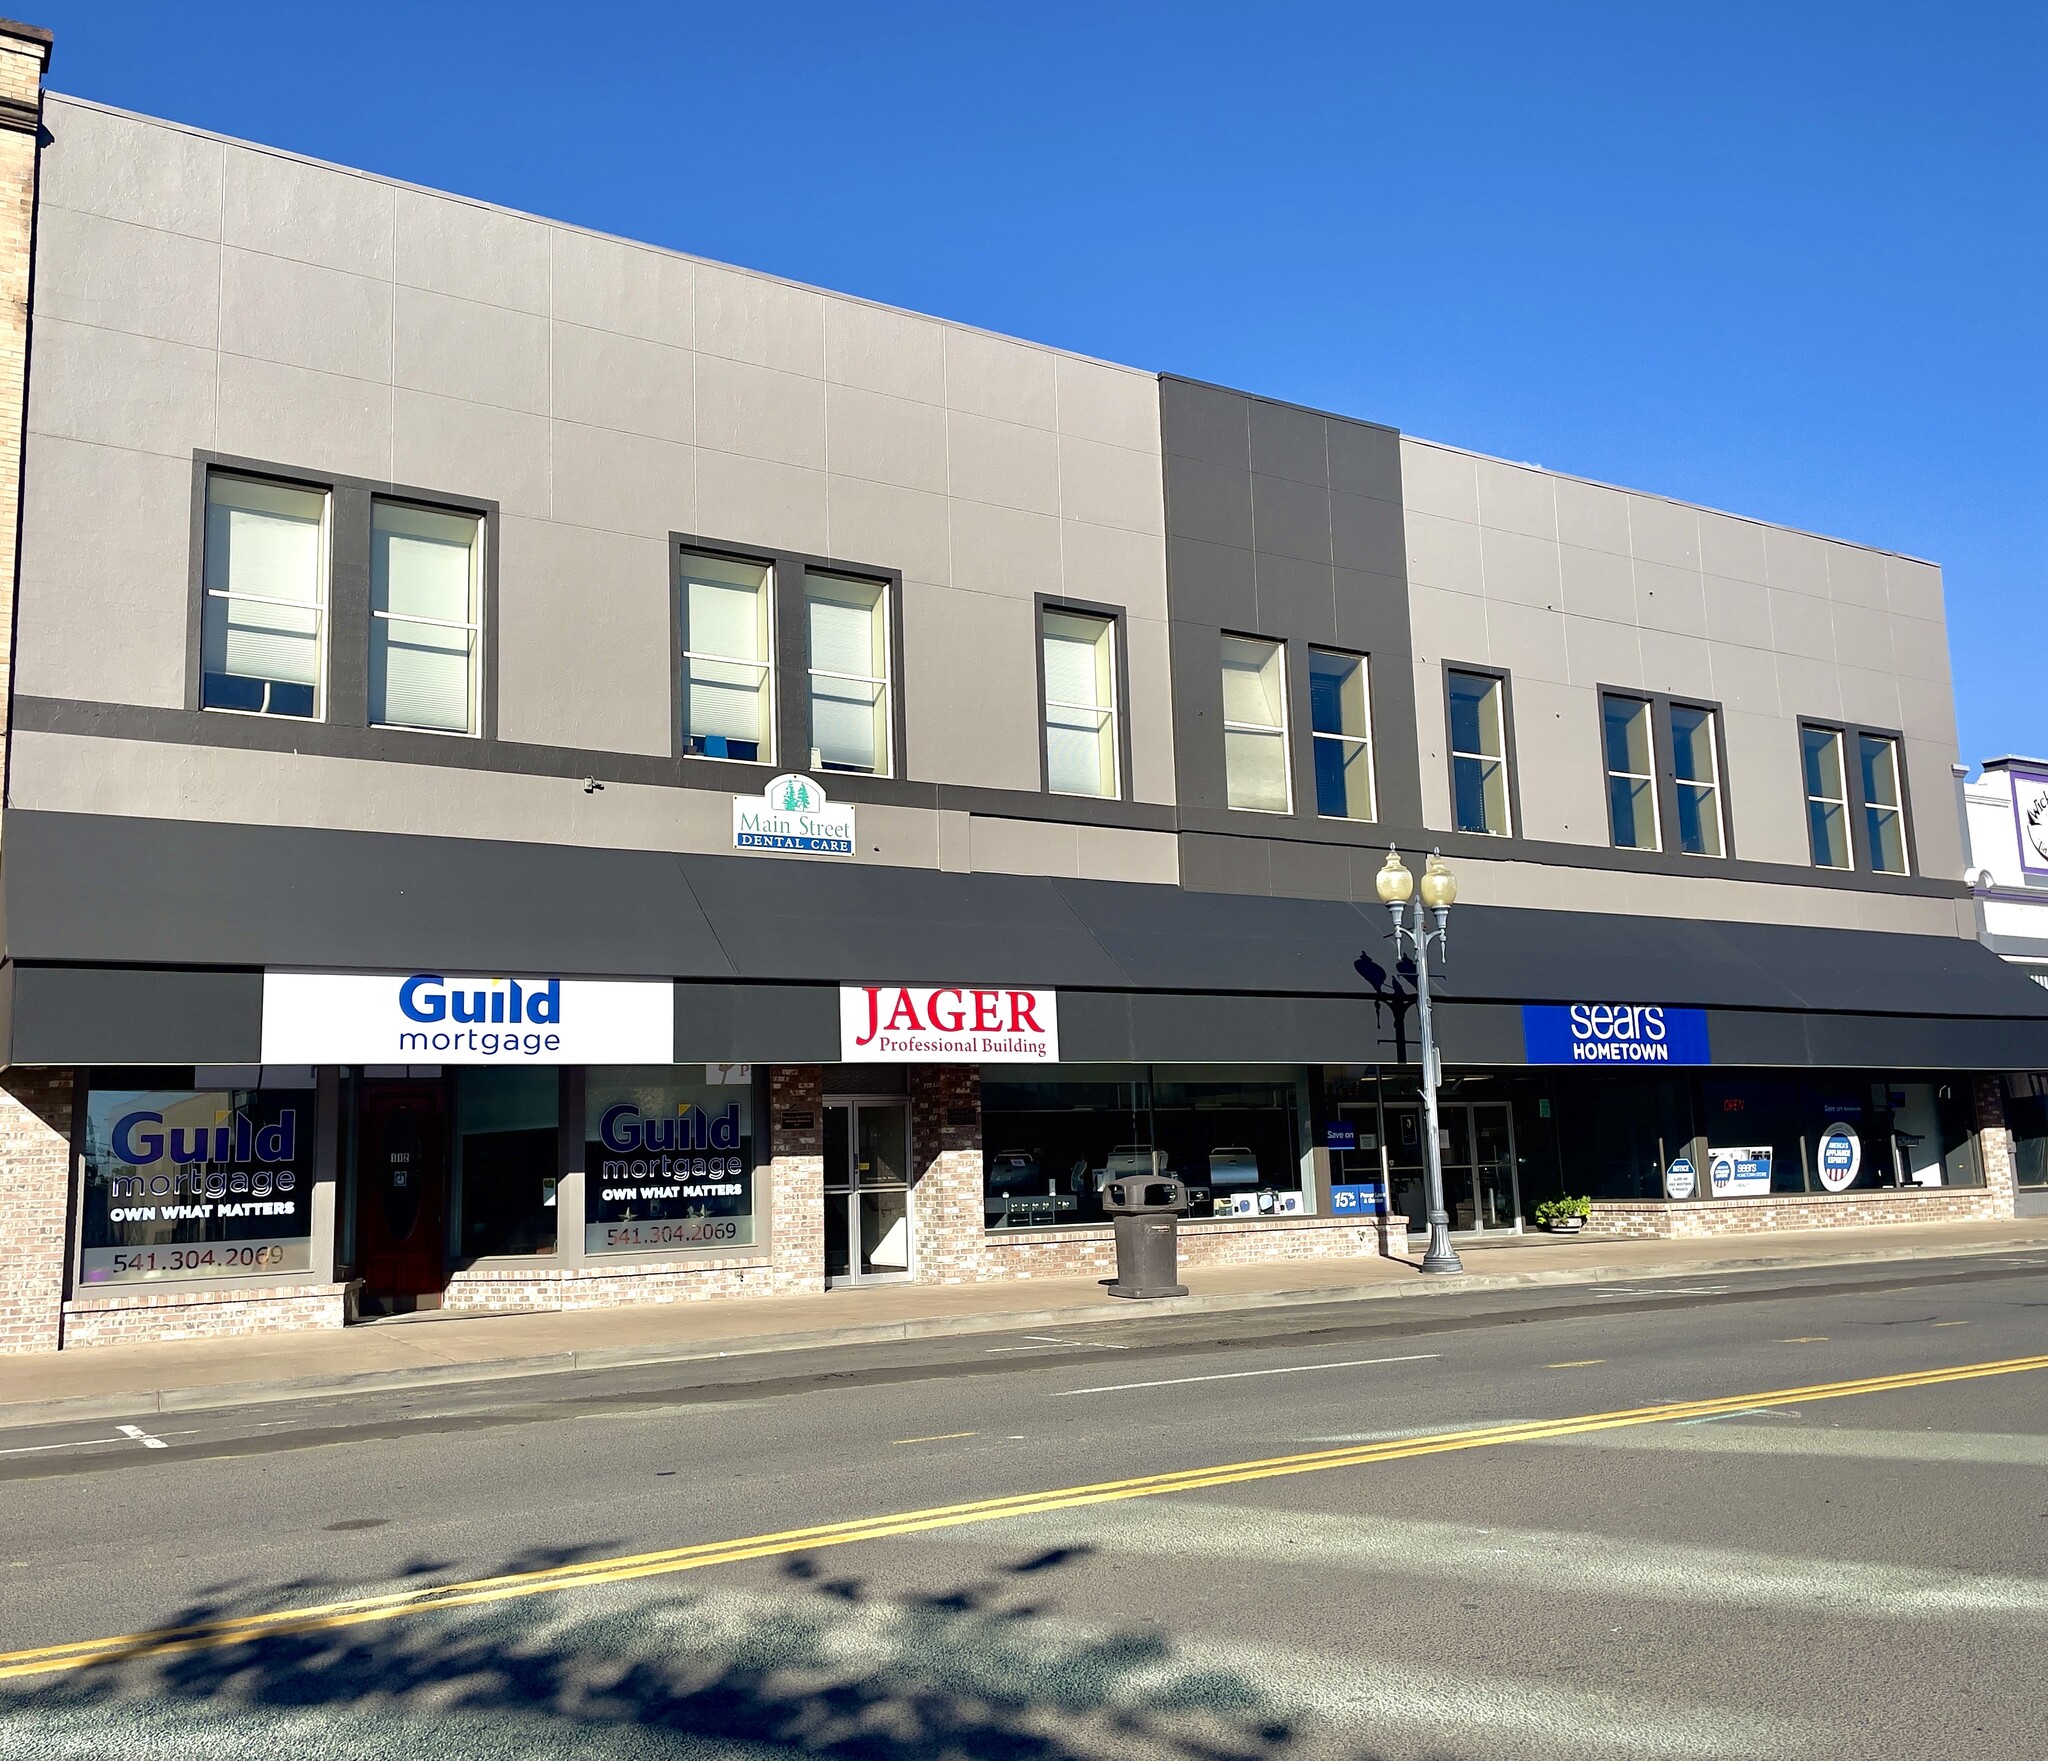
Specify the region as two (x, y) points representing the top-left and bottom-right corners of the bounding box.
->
(1535, 1195), (1591, 1234)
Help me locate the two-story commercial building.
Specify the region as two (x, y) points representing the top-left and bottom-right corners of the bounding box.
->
(0, 21), (2042, 1351)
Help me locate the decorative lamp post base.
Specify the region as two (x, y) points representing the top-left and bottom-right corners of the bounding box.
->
(1419, 1218), (1464, 1274)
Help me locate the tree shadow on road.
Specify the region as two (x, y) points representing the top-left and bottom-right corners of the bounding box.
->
(0, 1541), (1426, 1760)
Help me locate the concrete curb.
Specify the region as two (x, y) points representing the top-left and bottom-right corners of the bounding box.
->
(3, 1233), (2042, 1432)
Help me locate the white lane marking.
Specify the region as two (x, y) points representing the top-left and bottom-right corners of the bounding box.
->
(1676, 1406), (1796, 1427)
(0, 1436), (123, 1458)
(116, 1423), (168, 1450)
(988, 1335), (1133, 1355)
(1024, 1334), (1129, 1349)
(1052, 1352), (1439, 1397)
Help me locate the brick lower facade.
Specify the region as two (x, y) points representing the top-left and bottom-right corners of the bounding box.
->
(61, 1281), (350, 1348)
(0, 1070), (73, 1353)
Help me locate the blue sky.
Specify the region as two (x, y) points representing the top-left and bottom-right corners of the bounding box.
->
(33, 2), (2047, 765)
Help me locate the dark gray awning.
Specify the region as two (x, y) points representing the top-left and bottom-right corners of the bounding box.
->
(6, 808), (2046, 1067)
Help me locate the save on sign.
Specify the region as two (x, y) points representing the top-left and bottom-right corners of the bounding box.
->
(839, 985), (1059, 1062)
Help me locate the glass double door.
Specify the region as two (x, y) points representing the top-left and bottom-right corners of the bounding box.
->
(1384, 1101), (1520, 1232)
(824, 1100), (911, 1285)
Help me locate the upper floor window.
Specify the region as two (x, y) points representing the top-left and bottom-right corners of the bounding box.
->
(1669, 703), (1725, 858)
(1221, 635), (1290, 812)
(807, 571), (891, 775)
(1042, 609), (1120, 799)
(680, 552), (772, 763)
(1602, 694), (1658, 851)
(1859, 733), (1909, 874)
(1447, 668), (1511, 836)
(201, 474), (328, 720)
(1803, 725), (1851, 868)
(1308, 648), (1374, 821)
(370, 500), (482, 735)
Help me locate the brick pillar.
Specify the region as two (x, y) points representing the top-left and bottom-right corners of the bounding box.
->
(768, 1066), (824, 1293)
(909, 1066), (984, 1284)
(1974, 1076), (2019, 1218)
(0, 1068), (72, 1353)
(0, 22), (50, 815)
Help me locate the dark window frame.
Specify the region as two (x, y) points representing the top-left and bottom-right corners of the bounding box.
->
(1441, 661), (1521, 839)
(668, 533), (909, 784)
(187, 452), (501, 741)
(1595, 687), (1737, 861)
(1302, 642), (1378, 824)
(1799, 716), (1916, 876)
(1033, 593), (1132, 801)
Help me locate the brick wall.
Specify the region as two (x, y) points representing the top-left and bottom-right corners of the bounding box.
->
(1591, 1187), (2008, 1239)
(62, 1282), (349, 1348)
(0, 1068), (71, 1352)
(769, 1065), (825, 1293)
(909, 1065), (982, 1284)
(1974, 1076), (2019, 1214)
(0, 23), (47, 817)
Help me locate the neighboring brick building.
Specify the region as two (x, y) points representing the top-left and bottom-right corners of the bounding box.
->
(0, 21), (2043, 1351)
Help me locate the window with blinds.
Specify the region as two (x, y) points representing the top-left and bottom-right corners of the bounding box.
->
(681, 552), (772, 762)
(806, 572), (891, 775)
(1221, 635), (1290, 813)
(370, 501), (482, 735)
(201, 474), (328, 719)
(1042, 609), (1119, 798)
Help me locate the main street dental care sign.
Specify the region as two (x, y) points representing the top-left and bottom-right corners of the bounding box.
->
(262, 972), (674, 1064)
(840, 985), (1059, 1062)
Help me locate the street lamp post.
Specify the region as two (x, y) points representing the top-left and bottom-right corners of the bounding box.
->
(1375, 847), (1462, 1274)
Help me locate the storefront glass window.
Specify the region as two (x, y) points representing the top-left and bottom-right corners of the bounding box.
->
(585, 1068), (757, 1254)
(455, 1068), (558, 1258)
(2006, 1075), (2048, 1188)
(79, 1073), (317, 1284)
(981, 1066), (1304, 1228)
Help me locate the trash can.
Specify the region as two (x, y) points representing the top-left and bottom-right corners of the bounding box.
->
(1102, 1175), (1189, 1299)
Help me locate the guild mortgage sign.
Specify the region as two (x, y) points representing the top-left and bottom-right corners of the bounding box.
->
(734, 773), (855, 857)
(1521, 1003), (1711, 1066)
(839, 985), (1059, 1063)
(261, 972), (675, 1065)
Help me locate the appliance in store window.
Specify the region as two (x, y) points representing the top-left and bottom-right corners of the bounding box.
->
(984, 1149), (1077, 1227)
(1207, 1146), (1261, 1189)
(1097, 1145), (1168, 1190)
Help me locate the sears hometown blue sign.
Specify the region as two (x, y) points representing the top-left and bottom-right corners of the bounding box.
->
(1521, 1003), (1710, 1066)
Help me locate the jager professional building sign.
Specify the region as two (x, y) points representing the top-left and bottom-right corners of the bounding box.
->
(734, 773), (855, 857)
(840, 985), (1059, 1062)
(262, 972), (675, 1064)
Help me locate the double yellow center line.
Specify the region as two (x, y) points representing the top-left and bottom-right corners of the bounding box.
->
(3, 1347), (2043, 1682)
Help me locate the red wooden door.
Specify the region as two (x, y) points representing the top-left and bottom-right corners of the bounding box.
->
(356, 1083), (448, 1303)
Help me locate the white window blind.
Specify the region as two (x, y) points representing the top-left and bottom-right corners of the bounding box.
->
(807, 573), (890, 775)
(371, 501), (480, 735)
(681, 553), (772, 760)
(201, 475), (327, 718)
(1221, 635), (1289, 813)
(1043, 610), (1118, 798)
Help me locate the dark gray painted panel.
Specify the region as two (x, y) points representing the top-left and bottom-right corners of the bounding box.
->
(1249, 399), (1330, 488)
(1159, 377), (1252, 468)
(673, 982), (839, 1062)
(3, 965), (262, 1064)
(1160, 375), (1422, 853)
(1249, 473), (1334, 565)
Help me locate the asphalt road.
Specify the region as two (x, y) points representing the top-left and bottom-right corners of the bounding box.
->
(0, 1248), (2045, 1759)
